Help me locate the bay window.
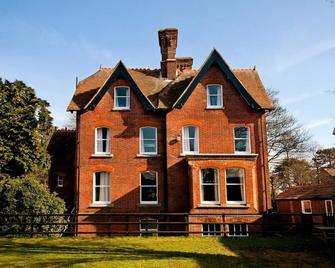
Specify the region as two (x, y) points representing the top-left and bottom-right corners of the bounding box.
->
(201, 168), (219, 204)
(226, 168), (245, 204)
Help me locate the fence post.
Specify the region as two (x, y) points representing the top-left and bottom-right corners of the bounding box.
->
(126, 215), (129, 236)
(185, 215), (189, 236)
(30, 215), (34, 238)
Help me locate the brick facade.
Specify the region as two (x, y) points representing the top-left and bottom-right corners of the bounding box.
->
(63, 28), (273, 236)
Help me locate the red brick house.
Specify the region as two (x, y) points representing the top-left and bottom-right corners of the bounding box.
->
(276, 183), (335, 227)
(65, 28), (273, 236)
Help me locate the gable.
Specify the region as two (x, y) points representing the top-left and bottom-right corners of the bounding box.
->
(85, 61), (155, 111)
(173, 49), (261, 110)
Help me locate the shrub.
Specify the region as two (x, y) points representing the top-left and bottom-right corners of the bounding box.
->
(0, 177), (67, 236)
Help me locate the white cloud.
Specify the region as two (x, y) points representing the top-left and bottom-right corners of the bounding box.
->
(282, 91), (325, 105)
(305, 117), (334, 130)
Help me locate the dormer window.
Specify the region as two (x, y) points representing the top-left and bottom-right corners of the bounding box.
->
(206, 84), (223, 108)
(114, 86), (130, 109)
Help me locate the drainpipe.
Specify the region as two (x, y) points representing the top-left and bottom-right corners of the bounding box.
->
(162, 111), (169, 212)
(260, 113), (269, 212)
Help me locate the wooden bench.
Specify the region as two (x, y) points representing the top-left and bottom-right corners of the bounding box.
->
(314, 226), (335, 249)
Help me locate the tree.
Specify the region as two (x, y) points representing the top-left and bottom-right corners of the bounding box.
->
(271, 158), (315, 197)
(0, 177), (66, 236)
(0, 79), (53, 179)
(312, 147), (335, 183)
(266, 90), (311, 164)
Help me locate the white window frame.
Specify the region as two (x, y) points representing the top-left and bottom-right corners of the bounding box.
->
(227, 223), (249, 237)
(114, 86), (130, 110)
(200, 168), (220, 205)
(225, 168), (246, 205)
(301, 200), (312, 214)
(56, 175), (64, 187)
(206, 84), (223, 108)
(202, 223), (222, 236)
(325, 200), (333, 216)
(140, 218), (158, 236)
(95, 127), (110, 155)
(233, 126), (251, 154)
(93, 172), (111, 205)
(182, 126), (199, 155)
(140, 171), (158, 205)
(139, 127), (157, 155)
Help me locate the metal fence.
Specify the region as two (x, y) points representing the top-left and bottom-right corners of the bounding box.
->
(0, 212), (334, 237)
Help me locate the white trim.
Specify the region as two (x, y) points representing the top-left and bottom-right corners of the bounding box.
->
(227, 223), (249, 237)
(233, 126), (251, 154)
(225, 168), (246, 205)
(140, 171), (158, 205)
(325, 200), (333, 216)
(94, 127), (111, 155)
(200, 168), (220, 205)
(206, 84), (223, 108)
(139, 127), (158, 155)
(114, 86), (130, 109)
(182, 126), (199, 155)
(92, 172), (111, 205)
(202, 223), (222, 236)
(56, 175), (64, 187)
(301, 200), (312, 214)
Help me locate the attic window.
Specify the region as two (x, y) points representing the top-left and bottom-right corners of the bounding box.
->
(114, 86), (130, 109)
(206, 84), (223, 108)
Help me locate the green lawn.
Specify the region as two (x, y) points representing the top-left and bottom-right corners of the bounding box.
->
(0, 236), (334, 268)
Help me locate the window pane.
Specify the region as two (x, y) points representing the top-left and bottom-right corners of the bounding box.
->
(226, 168), (244, 180)
(143, 140), (156, 152)
(95, 172), (101, 185)
(229, 225), (235, 236)
(208, 85), (219, 95)
(210, 96), (218, 106)
(202, 169), (215, 184)
(203, 185), (217, 201)
(142, 187), (157, 202)
(102, 128), (108, 139)
(227, 185), (243, 201)
(142, 128), (156, 139)
(116, 87), (128, 96)
(116, 97), (127, 107)
(188, 126), (196, 138)
(141, 172), (156, 185)
(235, 140), (247, 152)
(189, 138), (195, 151)
(241, 224), (247, 235)
(234, 127), (248, 139)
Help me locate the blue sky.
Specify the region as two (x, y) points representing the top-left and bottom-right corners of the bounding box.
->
(1, 0), (334, 148)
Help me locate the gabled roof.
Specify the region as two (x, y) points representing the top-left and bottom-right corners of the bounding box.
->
(67, 49), (273, 111)
(173, 49), (263, 109)
(276, 183), (335, 200)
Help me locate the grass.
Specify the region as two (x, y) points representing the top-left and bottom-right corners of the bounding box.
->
(0, 236), (334, 268)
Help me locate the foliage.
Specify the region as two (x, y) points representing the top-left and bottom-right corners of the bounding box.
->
(266, 90), (311, 164)
(0, 177), (66, 236)
(313, 147), (335, 183)
(0, 236), (333, 268)
(271, 158), (315, 196)
(0, 79), (53, 179)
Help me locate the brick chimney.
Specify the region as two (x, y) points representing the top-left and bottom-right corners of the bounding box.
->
(158, 28), (178, 80)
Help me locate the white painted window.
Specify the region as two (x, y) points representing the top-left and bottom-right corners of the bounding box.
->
(95, 127), (110, 154)
(114, 86), (130, 109)
(234, 127), (250, 153)
(325, 200), (333, 216)
(140, 171), (158, 204)
(140, 218), (158, 236)
(56, 175), (64, 187)
(93, 172), (111, 204)
(228, 224), (248, 237)
(200, 168), (219, 204)
(202, 223), (221, 236)
(140, 127), (157, 155)
(226, 168), (246, 205)
(301, 200), (312, 214)
(206, 84), (223, 108)
(182, 126), (199, 154)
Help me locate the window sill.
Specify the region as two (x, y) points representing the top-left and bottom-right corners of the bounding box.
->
(89, 203), (114, 208)
(223, 204), (250, 209)
(205, 107), (224, 110)
(137, 203), (161, 208)
(112, 108), (130, 111)
(136, 154), (160, 158)
(180, 153), (199, 157)
(91, 154), (114, 158)
(198, 204), (222, 208)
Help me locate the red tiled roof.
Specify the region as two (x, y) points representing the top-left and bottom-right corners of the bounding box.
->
(276, 183), (335, 200)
